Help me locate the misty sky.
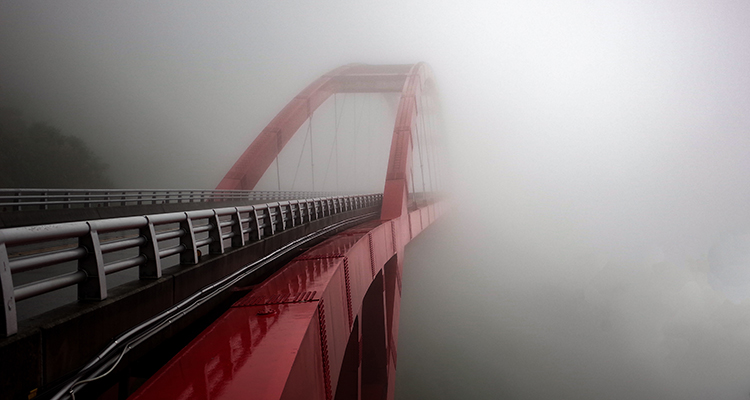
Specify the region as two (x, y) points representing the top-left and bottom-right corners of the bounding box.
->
(3, 1), (750, 399)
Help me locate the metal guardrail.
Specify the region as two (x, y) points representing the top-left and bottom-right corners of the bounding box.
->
(0, 193), (382, 336)
(0, 189), (343, 211)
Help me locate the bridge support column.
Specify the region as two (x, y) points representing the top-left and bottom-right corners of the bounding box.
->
(334, 317), (360, 400)
(361, 270), (388, 400)
(383, 254), (402, 400)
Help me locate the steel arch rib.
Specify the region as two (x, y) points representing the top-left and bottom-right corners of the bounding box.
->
(216, 64), (354, 192)
(132, 64), (444, 400)
(216, 63), (433, 220)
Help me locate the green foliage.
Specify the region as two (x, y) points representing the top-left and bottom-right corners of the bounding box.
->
(0, 112), (112, 188)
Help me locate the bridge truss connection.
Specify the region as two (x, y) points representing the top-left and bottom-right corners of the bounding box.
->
(0, 63), (446, 400)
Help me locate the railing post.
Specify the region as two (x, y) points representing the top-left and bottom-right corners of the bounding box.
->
(208, 211), (224, 254)
(78, 223), (107, 300)
(270, 203), (284, 233)
(248, 206), (262, 241)
(13, 191), (21, 211)
(40, 190), (48, 210)
(0, 238), (17, 336)
(300, 201), (309, 223)
(291, 201), (301, 226)
(180, 214), (199, 264)
(312, 199), (320, 220)
(231, 209), (245, 248)
(139, 218), (162, 279)
(263, 206), (276, 236)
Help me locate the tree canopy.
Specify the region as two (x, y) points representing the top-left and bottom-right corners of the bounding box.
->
(0, 109), (112, 188)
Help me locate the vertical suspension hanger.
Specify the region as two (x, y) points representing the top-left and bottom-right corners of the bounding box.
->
(414, 93), (427, 194)
(322, 93), (346, 192)
(335, 93), (340, 192)
(420, 89), (435, 194)
(275, 130), (282, 191)
(366, 94), (373, 189)
(291, 104), (313, 191)
(409, 101), (417, 200)
(352, 93), (358, 192)
(308, 99), (315, 191)
(433, 96), (442, 192)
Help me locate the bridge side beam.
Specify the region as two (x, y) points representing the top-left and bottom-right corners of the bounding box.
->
(130, 201), (445, 400)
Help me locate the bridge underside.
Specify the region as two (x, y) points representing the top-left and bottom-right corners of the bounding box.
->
(132, 201), (444, 400)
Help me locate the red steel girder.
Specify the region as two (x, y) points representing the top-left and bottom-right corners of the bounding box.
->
(131, 63), (443, 400)
(130, 202), (446, 400)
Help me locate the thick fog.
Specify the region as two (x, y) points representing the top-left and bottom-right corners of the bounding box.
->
(3, 1), (750, 398)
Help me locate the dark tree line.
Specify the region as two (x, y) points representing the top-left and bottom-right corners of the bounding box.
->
(0, 108), (112, 188)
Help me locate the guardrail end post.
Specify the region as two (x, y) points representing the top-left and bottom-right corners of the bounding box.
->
(1, 241), (17, 336)
(139, 219), (162, 279)
(78, 225), (107, 301)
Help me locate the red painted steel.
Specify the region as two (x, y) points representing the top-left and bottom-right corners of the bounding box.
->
(132, 63), (443, 400)
(215, 63), (434, 221)
(130, 202), (445, 400)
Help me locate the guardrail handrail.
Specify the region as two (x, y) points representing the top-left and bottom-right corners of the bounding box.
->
(0, 193), (382, 336)
(0, 189), (348, 211)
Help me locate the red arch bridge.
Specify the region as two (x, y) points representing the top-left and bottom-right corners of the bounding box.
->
(0, 63), (446, 400)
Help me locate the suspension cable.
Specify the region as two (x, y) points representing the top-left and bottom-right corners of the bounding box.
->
(309, 102), (315, 191)
(275, 130), (282, 190)
(352, 94), (358, 190)
(431, 96), (441, 192)
(291, 114), (312, 190)
(322, 93), (346, 191)
(335, 94), (340, 191)
(366, 94), (373, 188)
(419, 91), (435, 193)
(414, 97), (427, 194)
